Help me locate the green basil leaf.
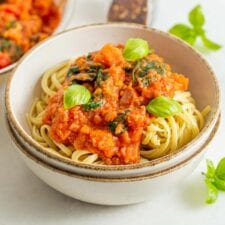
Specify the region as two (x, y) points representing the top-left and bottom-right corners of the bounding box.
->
(205, 180), (218, 204)
(213, 176), (225, 191)
(169, 24), (197, 45)
(201, 34), (222, 50)
(189, 5), (205, 28)
(123, 38), (150, 61)
(215, 157), (225, 180)
(205, 159), (216, 178)
(64, 84), (91, 109)
(146, 96), (182, 118)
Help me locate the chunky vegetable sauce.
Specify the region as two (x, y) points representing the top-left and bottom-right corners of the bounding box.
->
(0, 0), (60, 69)
(43, 43), (189, 165)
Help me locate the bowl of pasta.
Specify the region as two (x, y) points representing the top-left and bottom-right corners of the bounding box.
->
(0, 0), (75, 74)
(5, 111), (221, 205)
(5, 23), (220, 179)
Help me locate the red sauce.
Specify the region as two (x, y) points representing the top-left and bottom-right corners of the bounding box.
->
(43, 44), (189, 165)
(0, 0), (60, 69)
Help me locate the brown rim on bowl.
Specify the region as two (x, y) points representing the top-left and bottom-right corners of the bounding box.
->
(5, 23), (221, 171)
(6, 113), (221, 182)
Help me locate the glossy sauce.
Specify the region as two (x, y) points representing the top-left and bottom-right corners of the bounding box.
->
(0, 0), (60, 69)
(43, 44), (189, 165)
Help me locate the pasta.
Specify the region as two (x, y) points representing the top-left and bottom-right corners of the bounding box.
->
(27, 41), (210, 165)
(141, 92), (210, 159)
(27, 62), (104, 165)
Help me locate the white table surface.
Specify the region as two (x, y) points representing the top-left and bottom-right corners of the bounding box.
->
(0, 0), (225, 224)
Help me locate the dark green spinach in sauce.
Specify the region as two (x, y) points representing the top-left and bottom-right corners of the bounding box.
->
(108, 110), (130, 135)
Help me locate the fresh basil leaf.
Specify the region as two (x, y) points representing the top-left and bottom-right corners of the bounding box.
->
(215, 157), (225, 180)
(205, 159), (216, 178)
(201, 34), (222, 50)
(189, 5), (205, 28)
(214, 176), (225, 192)
(169, 24), (197, 45)
(123, 38), (150, 61)
(64, 84), (91, 109)
(146, 96), (182, 118)
(193, 26), (205, 36)
(205, 180), (218, 204)
(169, 5), (222, 52)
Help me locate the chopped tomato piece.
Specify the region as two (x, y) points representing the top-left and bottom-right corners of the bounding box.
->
(94, 44), (125, 67)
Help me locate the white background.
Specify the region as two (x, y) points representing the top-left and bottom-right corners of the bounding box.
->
(0, 0), (225, 224)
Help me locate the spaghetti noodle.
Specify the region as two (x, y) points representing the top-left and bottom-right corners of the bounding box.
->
(27, 42), (210, 165)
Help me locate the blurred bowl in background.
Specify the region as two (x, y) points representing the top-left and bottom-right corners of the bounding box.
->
(0, 0), (75, 75)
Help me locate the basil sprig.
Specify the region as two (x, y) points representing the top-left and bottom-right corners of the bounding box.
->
(146, 96), (182, 117)
(169, 5), (222, 51)
(203, 158), (225, 204)
(123, 38), (151, 61)
(64, 84), (91, 109)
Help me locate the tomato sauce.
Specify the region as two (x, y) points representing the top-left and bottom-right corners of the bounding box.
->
(43, 44), (189, 165)
(0, 0), (60, 69)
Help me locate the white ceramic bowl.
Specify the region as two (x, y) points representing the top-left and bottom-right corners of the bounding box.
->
(0, 0), (75, 74)
(6, 114), (220, 205)
(5, 23), (221, 178)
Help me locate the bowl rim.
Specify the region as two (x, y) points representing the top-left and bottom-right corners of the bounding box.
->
(5, 22), (221, 171)
(6, 113), (221, 182)
(0, 0), (75, 75)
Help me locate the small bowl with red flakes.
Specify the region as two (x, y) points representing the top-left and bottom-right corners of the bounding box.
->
(0, 0), (75, 74)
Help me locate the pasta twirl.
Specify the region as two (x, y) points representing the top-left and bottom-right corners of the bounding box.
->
(27, 41), (210, 165)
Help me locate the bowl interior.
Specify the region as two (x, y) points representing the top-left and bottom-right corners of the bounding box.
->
(6, 24), (220, 165)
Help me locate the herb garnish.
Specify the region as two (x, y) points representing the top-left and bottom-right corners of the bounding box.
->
(0, 38), (11, 51)
(82, 101), (102, 112)
(88, 65), (101, 73)
(64, 84), (91, 109)
(123, 38), (151, 61)
(138, 61), (165, 77)
(95, 69), (108, 86)
(5, 20), (17, 30)
(0, 38), (23, 61)
(67, 63), (107, 84)
(132, 61), (140, 83)
(202, 158), (225, 204)
(67, 66), (80, 77)
(169, 5), (222, 51)
(146, 96), (182, 117)
(132, 59), (165, 85)
(108, 110), (130, 135)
